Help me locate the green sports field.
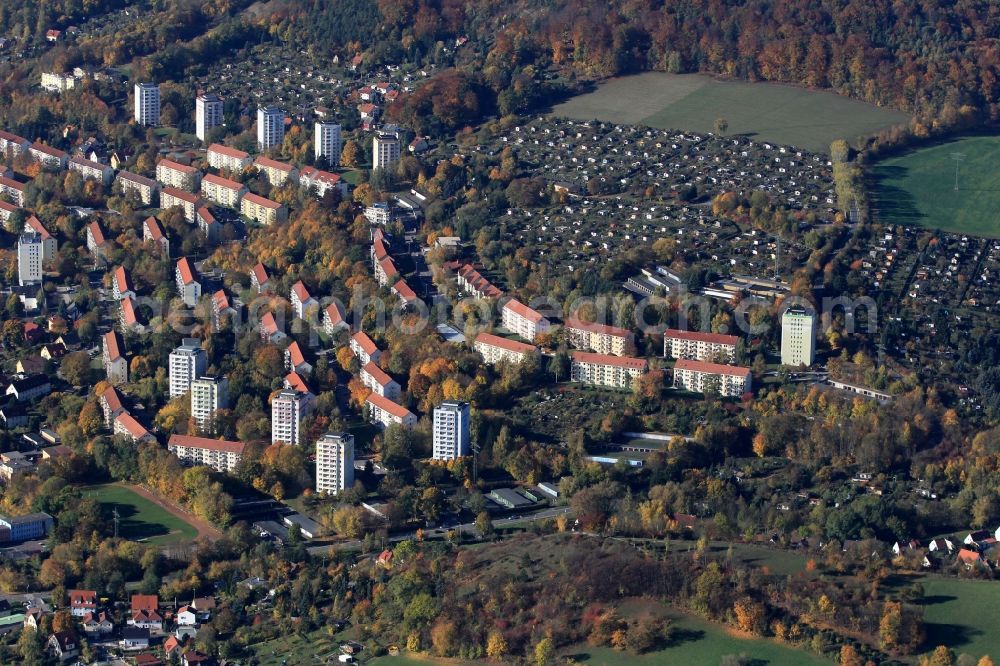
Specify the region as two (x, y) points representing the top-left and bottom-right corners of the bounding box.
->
(870, 135), (1000, 237)
(550, 72), (908, 153)
(86, 484), (199, 545)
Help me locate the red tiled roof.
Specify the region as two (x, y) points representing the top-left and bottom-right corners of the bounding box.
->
(202, 173), (244, 190)
(300, 166), (341, 185)
(70, 155), (107, 171)
(0, 176), (25, 193)
(373, 238), (389, 260)
(566, 314), (631, 339)
(120, 296), (138, 326)
(117, 170), (157, 188)
(664, 329), (739, 346)
(284, 371), (311, 394)
(570, 350), (647, 370)
(324, 302), (345, 326)
(0, 130), (28, 145)
(362, 361), (393, 387)
(673, 358), (751, 378)
(474, 332), (537, 354)
(101, 385), (123, 412)
(286, 341), (306, 367)
(30, 141), (67, 158)
(352, 331), (378, 355)
(161, 186), (201, 204)
(503, 298), (545, 324)
(143, 217), (165, 241)
(114, 266), (132, 294)
(392, 279), (417, 302)
(197, 206), (215, 225)
(24, 215), (51, 240)
(0, 200), (17, 215)
(69, 590), (97, 605)
(207, 143), (249, 160)
(176, 257), (196, 285)
(242, 192), (280, 209)
(131, 594), (158, 612)
(254, 156), (295, 172)
(291, 281), (312, 302)
(378, 256), (397, 278)
(251, 263), (269, 285)
(261, 312), (279, 334)
(104, 331), (123, 361)
(167, 434), (245, 455)
(365, 392), (414, 420)
(157, 158), (197, 175)
(212, 289), (231, 311)
(115, 412), (150, 439)
(88, 221), (106, 246)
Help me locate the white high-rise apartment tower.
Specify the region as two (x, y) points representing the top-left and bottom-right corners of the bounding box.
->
(372, 132), (400, 170)
(196, 93), (223, 142)
(271, 390), (309, 446)
(315, 432), (355, 495)
(314, 121), (341, 167)
(17, 233), (42, 286)
(432, 401), (471, 461)
(256, 106), (284, 150)
(780, 307), (816, 367)
(190, 376), (228, 434)
(134, 83), (160, 126)
(169, 339), (207, 399)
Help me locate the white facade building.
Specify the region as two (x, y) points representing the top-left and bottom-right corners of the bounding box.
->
(315, 432), (354, 495)
(314, 121), (341, 167)
(432, 401), (470, 461)
(663, 329), (739, 364)
(672, 359), (751, 397)
(570, 351), (647, 389)
(271, 389), (310, 446)
(196, 93), (223, 142)
(17, 233), (42, 286)
(134, 83), (160, 126)
(780, 308), (816, 367)
(501, 299), (551, 342)
(168, 339), (206, 399)
(256, 106), (284, 150)
(372, 132), (400, 170)
(190, 376), (228, 434)
(167, 435), (244, 473)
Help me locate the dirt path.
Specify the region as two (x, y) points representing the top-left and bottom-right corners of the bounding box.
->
(125, 483), (223, 542)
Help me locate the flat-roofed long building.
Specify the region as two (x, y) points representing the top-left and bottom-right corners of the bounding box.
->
(663, 329), (739, 364)
(672, 358), (751, 397)
(570, 351), (647, 389)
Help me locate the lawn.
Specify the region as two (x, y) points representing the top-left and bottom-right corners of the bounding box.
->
(917, 577), (1000, 662)
(83, 484), (199, 545)
(550, 72), (907, 153)
(870, 135), (1000, 237)
(564, 613), (831, 665)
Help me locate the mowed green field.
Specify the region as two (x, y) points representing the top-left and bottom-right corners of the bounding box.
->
(565, 615), (830, 665)
(85, 484), (198, 545)
(870, 135), (1000, 237)
(919, 577), (1000, 662)
(550, 72), (908, 153)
